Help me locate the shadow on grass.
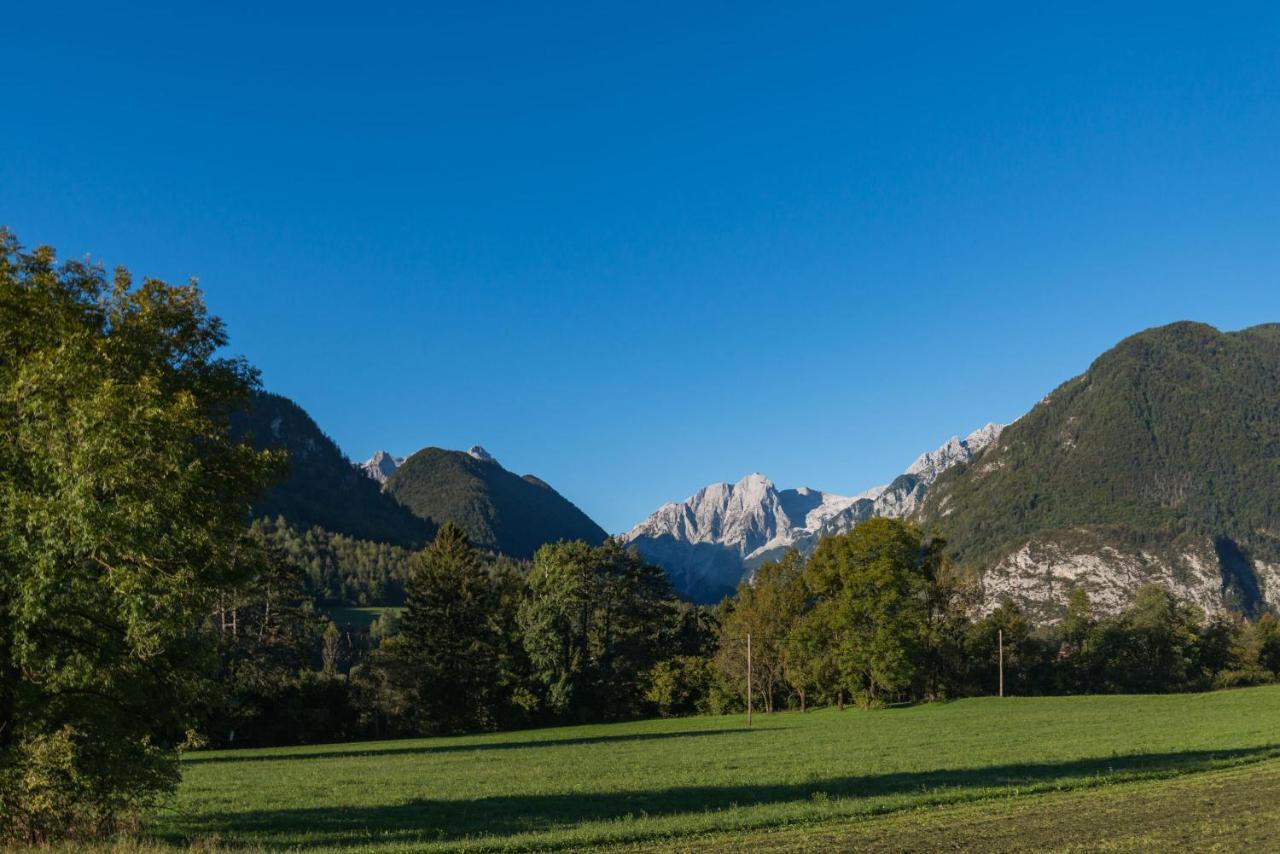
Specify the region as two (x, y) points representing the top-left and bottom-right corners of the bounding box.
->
(185, 727), (761, 765)
(167, 744), (1280, 847)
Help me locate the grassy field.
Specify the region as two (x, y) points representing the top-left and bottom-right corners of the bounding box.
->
(158, 686), (1280, 851)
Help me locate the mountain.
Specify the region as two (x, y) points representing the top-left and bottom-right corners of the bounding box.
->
(231, 392), (435, 549)
(361, 450), (404, 484)
(383, 446), (608, 558)
(621, 424), (1004, 602)
(921, 322), (1280, 621)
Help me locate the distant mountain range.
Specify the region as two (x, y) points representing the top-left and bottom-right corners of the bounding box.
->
(619, 425), (1003, 603)
(236, 398), (604, 562)
(238, 321), (1280, 621)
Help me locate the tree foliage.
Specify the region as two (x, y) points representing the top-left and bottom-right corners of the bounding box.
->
(251, 516), (416, 605)
(389, 523), (506, 734)
(519, 539), (680, 721)
(0, 231), (279, 842)
(802, 519), (943, 707)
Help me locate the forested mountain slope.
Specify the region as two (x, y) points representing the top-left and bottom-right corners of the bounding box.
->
(922, 322), (1280, 620)
(231, 392), (435, 549)
(384, 446), (608, 559)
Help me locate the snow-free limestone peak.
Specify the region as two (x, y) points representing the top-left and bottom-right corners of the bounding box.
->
(361, 450), (403, 484)
(620, 425), (1004, 602)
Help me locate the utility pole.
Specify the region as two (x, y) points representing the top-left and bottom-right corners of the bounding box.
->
(746, 632), (753, 728)
(998, 629), (1004, 698)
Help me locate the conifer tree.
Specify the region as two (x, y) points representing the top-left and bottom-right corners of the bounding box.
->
(399, 523), (501, 733)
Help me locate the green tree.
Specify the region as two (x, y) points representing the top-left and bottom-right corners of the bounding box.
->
(1084, 584), (1203, 694)
(803, 519), (941, 708)
(644, 656), (716, 717)
(519, 540), (677, 721)
(919, 559), (977, 700)
(201, 534), (346, 749)
(1254, 613), (1280, 675)
(715, 551), (806, 713)
(1046, 587), (1096, 692)
(964, 600), (1054, 696)
(783, 601), (839, 712)
(0, 232), (280, 842)
(394, 523), (503, 734)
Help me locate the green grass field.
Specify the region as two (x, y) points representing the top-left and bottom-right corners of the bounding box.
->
(158, 686), (1280, 851)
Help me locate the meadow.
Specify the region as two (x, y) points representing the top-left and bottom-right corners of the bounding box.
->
(158, 686), (1280, 851)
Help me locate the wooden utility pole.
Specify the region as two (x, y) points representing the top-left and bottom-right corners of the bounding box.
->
(998, 629), (1004, 698)
(746, 632), (753, 728)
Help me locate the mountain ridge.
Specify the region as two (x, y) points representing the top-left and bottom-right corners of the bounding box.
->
(620, 424), (1004, 602)
(231, 392), (435, 549)
(384, 446), (608, 559)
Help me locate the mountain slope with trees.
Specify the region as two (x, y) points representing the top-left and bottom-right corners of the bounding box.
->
(384, 447), (608, 559)
(922, 321), (1280, 619)
(231, 393), (435, 549)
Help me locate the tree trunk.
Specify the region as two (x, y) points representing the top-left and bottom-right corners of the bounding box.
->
(837, 689), (844, 711)
(800, 689), (806, 713)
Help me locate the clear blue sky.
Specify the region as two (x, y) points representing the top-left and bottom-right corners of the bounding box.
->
(5, 3), (1280, 532)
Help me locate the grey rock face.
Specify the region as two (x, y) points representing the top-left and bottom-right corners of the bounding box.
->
(361, 450), (401, 484)
(621, 424), (1004, 601)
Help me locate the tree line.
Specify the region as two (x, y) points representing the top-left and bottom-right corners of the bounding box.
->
(206, 515), (1280, 756)
(712, 519), (1280, 711)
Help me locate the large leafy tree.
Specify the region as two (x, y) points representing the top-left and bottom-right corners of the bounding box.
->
(0, 231), (280, 841)
(803, 518), (942, 707)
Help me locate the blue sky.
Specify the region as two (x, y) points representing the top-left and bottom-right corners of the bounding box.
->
(5, 3), (1280, 532)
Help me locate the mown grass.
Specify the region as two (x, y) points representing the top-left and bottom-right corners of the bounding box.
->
(157, 686), (1280, 851)
(643, 756), (1280, 852)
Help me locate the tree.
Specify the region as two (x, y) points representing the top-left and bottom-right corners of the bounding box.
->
(918, 558), (976, 700)
(1084, 584), (1203, 694)
(519, 540), (678, 721)
(1254, 613), (1280, 676)
(321, 621), (343, 676)
(715, 551), (806, 713)
(802, 519), (941, 708)
(0, 232), (280, 842)
(964, 600), (1053, 696)
(394, 523), (503, 734)
(644, 656), (716, 717)
(784, 602), (839, 712)
(201, 534), (344, 749)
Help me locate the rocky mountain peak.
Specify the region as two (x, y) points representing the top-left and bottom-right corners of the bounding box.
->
(468, 445), (497, 464)
(905, 423), (1004, 480)
(621, 423), (1005, 602)
(361, 450), (402, 484)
